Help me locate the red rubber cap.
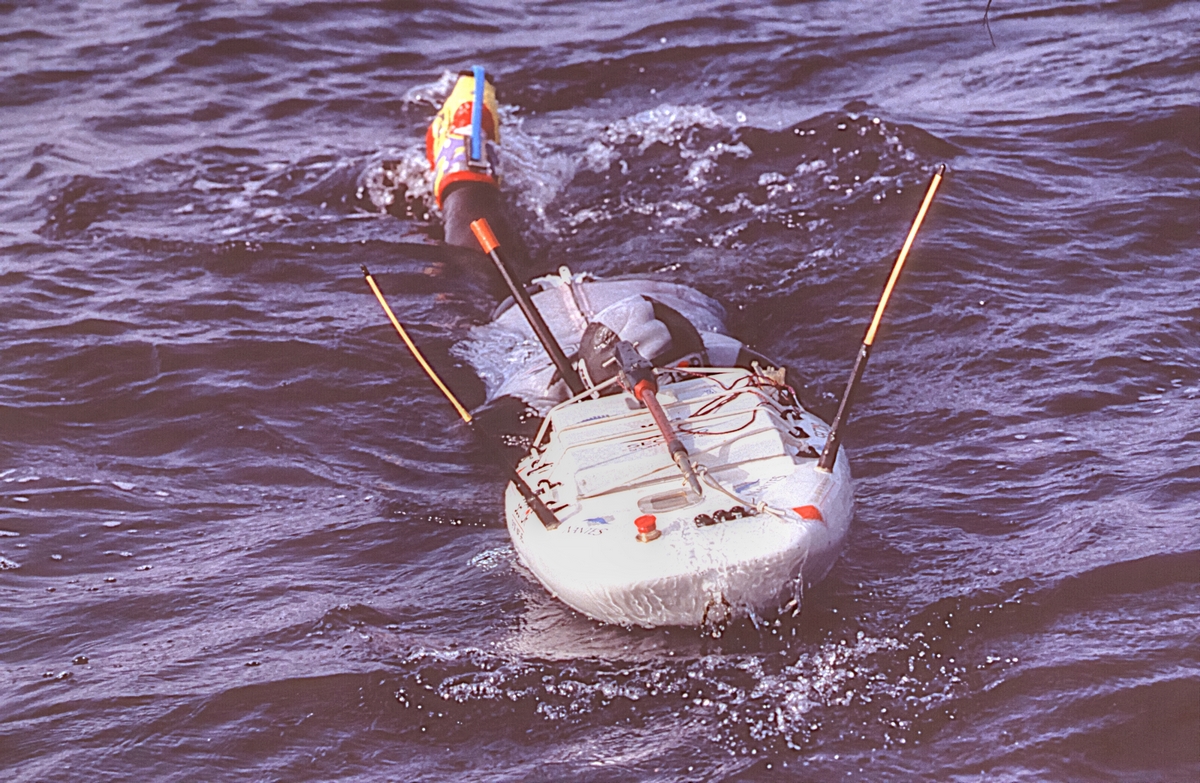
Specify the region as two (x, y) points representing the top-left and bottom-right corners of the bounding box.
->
(635, 514), (658, 534)
(633, 378), (656, 402)
(470, 219), (500, 254)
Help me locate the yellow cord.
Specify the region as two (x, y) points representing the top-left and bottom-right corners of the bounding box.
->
(364, 271), (473, 424)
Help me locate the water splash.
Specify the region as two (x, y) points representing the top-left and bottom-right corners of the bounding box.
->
(387, 621), (967, 756)
(356, 148), (434, 220)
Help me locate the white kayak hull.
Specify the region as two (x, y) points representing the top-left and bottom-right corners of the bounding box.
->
(503, 368), (853, 628)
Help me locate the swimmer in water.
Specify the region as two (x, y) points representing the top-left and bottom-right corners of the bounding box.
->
(423, 68), (783, 450)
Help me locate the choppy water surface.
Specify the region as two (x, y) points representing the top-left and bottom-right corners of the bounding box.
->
(2, 1), (1197, 780)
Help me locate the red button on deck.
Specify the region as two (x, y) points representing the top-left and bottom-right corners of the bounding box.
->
(635, 514), (661, 543)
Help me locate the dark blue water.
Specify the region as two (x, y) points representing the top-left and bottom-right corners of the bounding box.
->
(2, 1), (1197, 780)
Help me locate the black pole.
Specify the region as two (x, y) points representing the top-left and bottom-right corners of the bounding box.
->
(468, 421), (563, 531)
(816, 344), (870, 472)
(470, 219), (586, 396)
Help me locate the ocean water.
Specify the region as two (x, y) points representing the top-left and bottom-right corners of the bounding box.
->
(1, 1), (1197, 780)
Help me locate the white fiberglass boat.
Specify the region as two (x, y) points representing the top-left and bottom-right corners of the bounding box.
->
(364, 165), (943, 632)
(503, 365), (852, 628)
(489, 164), (944, 628)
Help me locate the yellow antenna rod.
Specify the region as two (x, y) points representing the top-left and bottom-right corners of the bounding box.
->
(362, 266), (473, 424)
(863, 164), (945, 347)
(817, 164), (946, 473)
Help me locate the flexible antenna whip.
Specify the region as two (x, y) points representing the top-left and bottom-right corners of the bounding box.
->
(816, 164), (946, 473)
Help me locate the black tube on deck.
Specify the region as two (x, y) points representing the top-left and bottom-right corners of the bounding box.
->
(471, 219), (586, 397)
